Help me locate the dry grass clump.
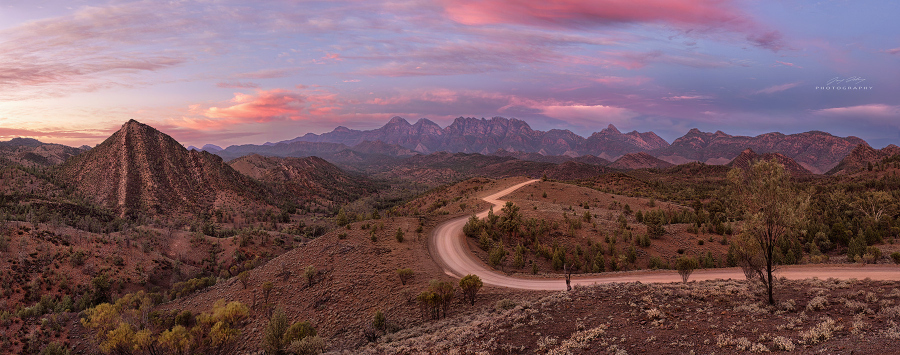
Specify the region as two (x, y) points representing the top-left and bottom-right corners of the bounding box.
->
(800, 317), (842, 344)
(881, 321), (900, 339)
(771, 336), (795, 351)
(778, 299), (796, 312)
(806, 296), (828, 311)
(716, 335), (769, 352)
(546, 324), (610, 355)
(844, 299), (869, 314)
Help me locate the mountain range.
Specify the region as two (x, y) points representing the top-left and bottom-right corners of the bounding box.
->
(0, 137), (87, 168)
(208, 116), (874, 175)
(279, 116), (667, 159)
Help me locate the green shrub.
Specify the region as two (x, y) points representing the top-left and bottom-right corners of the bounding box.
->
(865, 246), (882, 261)
(648, 256), (668, 270)
(372, 310), (385, 331)
(675, 256), (699, 283)
(848, 236), (866, 262)
(635, 234), (651, 248)
(495, 299), (517, 311)
(304, 266), (317, 287)
(551, 248), (565, 270)
(262, 308), (289, 354)
(478, 230), (492, 251)
(39, 342), (70, 355)
(891, 252), (900, 264)
(396, 268), (414, 285)
(169, 277), (216, 299)
(489, 243), (507, 268)
(459, 274), (483, 306)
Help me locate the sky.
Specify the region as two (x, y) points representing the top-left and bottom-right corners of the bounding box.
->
(1, 0), (899, 148)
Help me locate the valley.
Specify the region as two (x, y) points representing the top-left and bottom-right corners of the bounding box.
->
(1, 118), (899, 354)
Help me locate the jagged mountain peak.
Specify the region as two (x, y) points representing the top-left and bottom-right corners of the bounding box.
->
(601, 124), (621, 135)
(413, 118), (441, 127)
(385, 116), (411, 126)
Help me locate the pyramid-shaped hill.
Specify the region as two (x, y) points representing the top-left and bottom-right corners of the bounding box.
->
(228, 154), (377, 203)
(609, 152), (674, 170)
(57, 120), (268, 217)
(727, 148), (812, 177)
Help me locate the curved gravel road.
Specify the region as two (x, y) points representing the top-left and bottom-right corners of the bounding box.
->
(429, 179), (900, 290)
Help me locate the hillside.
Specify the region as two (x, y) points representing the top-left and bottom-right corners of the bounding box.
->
(228, 154), (377, 205)
(57, 120), (269, 218)
(727, 148), (813, 177)
(0, 137), (86, 168)
(826, 143), (900, 175)
(609, 152), (675, 170)
(542, 161), (614, 180)
(654, 129), (865, 174)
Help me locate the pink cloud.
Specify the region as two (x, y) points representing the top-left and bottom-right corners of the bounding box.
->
(322, 53), (343, 61)
(814, 104), (900, 119)
(365, 89), (508, 106)
(596, 50), (734, 69)
(0, 127), (112, 141)
(0, 2), (212, 100)
(204, 89), (307, 123)
(536, 104), (639, 126)
(441, 0), (784, 50)
(216, 81), (259, 89)
(356, 40), (558, 76)
(592, 76), (651, 86)
(171, 88), (349, 131)
(884, 47), (900, 55)
(663, 95), (712, 101)
(774, 60), (802, 69)
(234, 68), (302, 79)
(754, 82), (801, 95)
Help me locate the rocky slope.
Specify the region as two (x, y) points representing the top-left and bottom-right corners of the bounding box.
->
(0, 137), (87, 167)
(228, 154), (376, 203)
(609, 152), (675, 170)
(584, 124), (669, 161)
(826, 143), (900, 175)
(727, 148), (813, 177)
(57, 120), (268, 218)
(654, 129), (866, 174)
(271, 116), (667, 158)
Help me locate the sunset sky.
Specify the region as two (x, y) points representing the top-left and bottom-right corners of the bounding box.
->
(1, 0), (898, 148)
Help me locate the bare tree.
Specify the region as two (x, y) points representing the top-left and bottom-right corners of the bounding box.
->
(854, 191), (892, 223)
(728, 159), (808, 304)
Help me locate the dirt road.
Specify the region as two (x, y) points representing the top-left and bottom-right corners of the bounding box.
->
(428, 179), (900, 290)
